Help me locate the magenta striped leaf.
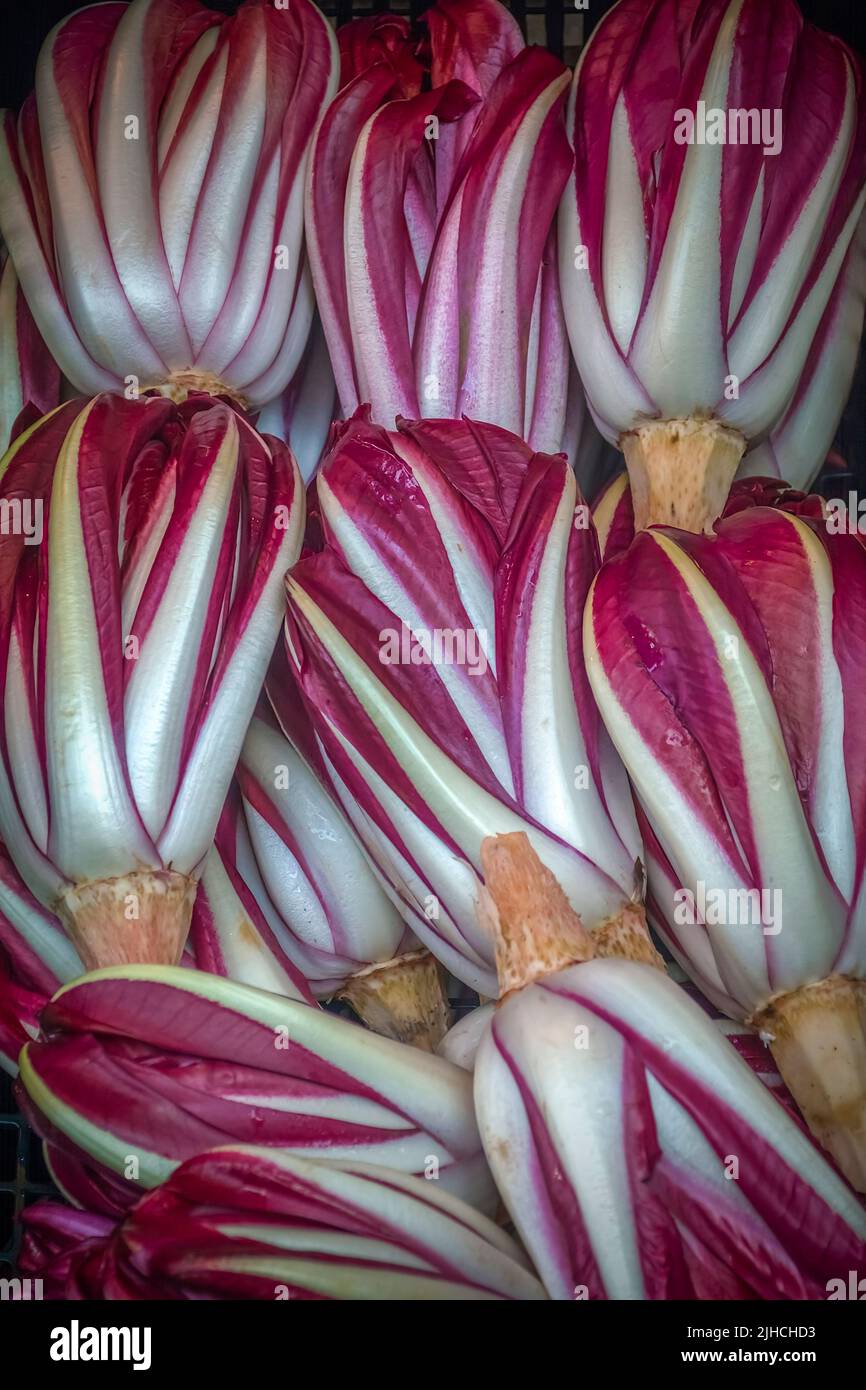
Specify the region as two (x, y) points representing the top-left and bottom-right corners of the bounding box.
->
(439, 994), (794, 1099)
(18, 965), (496, 1215)
(20, 1146), (544, 1300)
(282, 413), (642, 994)
(232, 708), (413, 995)
(0, 842), (82, 997)
(343, 83), (477, 426)
(0, 0), (338, 407)
(740, 211), (866, 489)
(415, 47), (571, 443)
(586, 509), (866, 1011)
(188, 804), (317, 1006)
(0, 812), (318, 1008)
(0, 393), (304, 967)
(475, 957), (866, 1300)
(305, 62), (413, 416)
(559, 0), (866, 447)
(586, 507), (866, 1186)
(306, 4), (574, 449)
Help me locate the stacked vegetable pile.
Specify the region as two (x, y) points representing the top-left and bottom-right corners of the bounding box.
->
(0, 0), (865, 1302)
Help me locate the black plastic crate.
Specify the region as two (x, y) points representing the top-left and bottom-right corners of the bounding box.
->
(0, 1071), (56, 1280)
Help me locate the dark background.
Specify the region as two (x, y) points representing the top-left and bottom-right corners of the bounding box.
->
(2, 0), (865, 102)
(0, 0), (864, 493)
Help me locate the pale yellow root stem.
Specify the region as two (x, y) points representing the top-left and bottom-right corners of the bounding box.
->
(621, 417), (746, 535)
(56, 870), (197, 970)
(751, 976), (866, 1194)
(148, 370), (248, 410)
(338, 949), (452, 1052)
(478, 834), (662, 997)
(593, 903), (665, 970)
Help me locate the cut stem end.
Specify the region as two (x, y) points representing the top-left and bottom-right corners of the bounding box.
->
(593, 903), (665, 969)
(621, 417), (746, 535)
(149, 370), (248, 410)
(56, 870), (197, 970)
(479, 833), (594, 996)
(338, 949), (452, 1052)
(752, 975), (866, 1193)
(479, 835), (662, 997)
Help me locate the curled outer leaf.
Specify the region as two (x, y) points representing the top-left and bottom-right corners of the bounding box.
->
(593, 472), (825, 561)
(425, 0), (524, 216)
(0, 953), (43, 1076)
(18, 965), (497, 1215)
(338, 15), (424, 96)
(19, 1202), (115, 1300)
(20, 1146), (546, 1300)
(437, 1003), (494, 1071)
